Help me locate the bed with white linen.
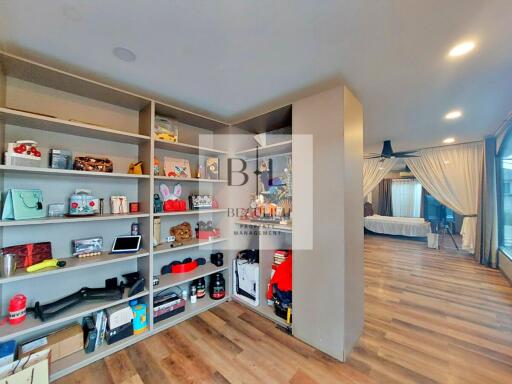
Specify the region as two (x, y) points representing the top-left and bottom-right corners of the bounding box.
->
(364, 214), (431, 237)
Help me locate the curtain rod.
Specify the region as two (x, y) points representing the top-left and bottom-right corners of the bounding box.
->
(405, 139), (483, 153)
(365, 139), (483, 156)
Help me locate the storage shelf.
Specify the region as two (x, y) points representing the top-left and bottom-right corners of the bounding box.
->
(154, 264), (228, 293)
(154, 139), (227, 156)
(0, 289), (149, 342)
(235, 220), (292, 233)
(0, 250), (149, 284)
(0, 51), (150, 110)
(0, 165), (150, 179)
(0, 213), (150, 227)
(50, 295), (228, 381)
(0, 107), (150, 144)
(234, 140), (292, 159)
(50, 331), (148, 381)
(153, 238), (227, 256)
(154, 175), (227, 183)
(155, 208), (227, 217)
(154, 296), (228, 332)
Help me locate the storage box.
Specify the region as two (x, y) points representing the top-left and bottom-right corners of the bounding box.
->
(106, 304), (133, 330)
(0, 341), (15, 368)
(4, 152), (42, 168)
(49, 149), (73, 169)
(153, 293), (186, 323)
(106, 322), (133, 345)
(18, 324), (83, 363)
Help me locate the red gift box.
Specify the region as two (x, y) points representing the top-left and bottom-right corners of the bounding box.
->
(2, 242), (52, 268)
(163, 199), (187, 212)
(196, 229), (221, 240)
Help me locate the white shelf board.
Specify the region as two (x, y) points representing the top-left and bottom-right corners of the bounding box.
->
(51, 296), (228, 381)
(232, 297), (290, 328)
(234, 140), (292, 159)
(154, 175), (227, 183)
(0, 290), (149, 342)
(0, 250), (149, 284)
(154, 264), (228, 293)
(154, 139), (227, 156)
(235, 220), (292, 233)
(0, 165), (150, 179)
(0, 107), (150, 144)
(153, 238), (227, 256)
(154, 208), (227, 218)
(153, 296), (228, 332)
(0, 212), (150, 227)
(50, 331), (148, 381)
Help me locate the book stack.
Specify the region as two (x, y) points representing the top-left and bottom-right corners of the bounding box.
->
(273, 250), (288, 267)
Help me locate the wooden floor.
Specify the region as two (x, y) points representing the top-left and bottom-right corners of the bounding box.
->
(56, 235), (512, 384)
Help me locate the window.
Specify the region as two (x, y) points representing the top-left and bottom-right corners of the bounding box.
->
(391, 179), (422, 217)
(499, 130), (512, 251)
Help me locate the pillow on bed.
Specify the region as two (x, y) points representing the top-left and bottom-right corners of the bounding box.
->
(364, 202), (374, 217)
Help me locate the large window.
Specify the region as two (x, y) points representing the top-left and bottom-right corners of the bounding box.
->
(499, 131), (512, 250)
(391, 179), (422, 217)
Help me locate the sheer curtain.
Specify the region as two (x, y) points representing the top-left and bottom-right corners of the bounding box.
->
(405, 142), (483, 253)
(391, 179), (422, 217)
(363, 158), (398, 196)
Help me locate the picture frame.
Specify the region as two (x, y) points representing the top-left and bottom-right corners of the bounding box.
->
(206, 157), (219, 180)
(164, 157), (191, 178)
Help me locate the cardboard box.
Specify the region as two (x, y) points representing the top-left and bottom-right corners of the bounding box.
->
(18, 324), (83, 363)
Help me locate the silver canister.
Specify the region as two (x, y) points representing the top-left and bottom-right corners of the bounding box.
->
(1, 253), (17, 277)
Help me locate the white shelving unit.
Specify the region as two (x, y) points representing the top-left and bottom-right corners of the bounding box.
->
(0, 51), (232, 381)
(0, 213), (150, 227)
(0, 50), (365, 378)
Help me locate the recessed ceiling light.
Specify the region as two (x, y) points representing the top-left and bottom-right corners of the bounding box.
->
(448, 41), (476, 57)
(113, 47), (136, 62)
(445, 110), (463, 120)
(443, 137), (455, 144)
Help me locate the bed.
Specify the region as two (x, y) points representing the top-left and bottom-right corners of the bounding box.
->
(364, 214), (431, 237)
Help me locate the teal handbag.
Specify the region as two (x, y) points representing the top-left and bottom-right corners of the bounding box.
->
(2, 189), (45, 220)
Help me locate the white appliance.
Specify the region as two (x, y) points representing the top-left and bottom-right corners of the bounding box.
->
(233, 259), (260, 306)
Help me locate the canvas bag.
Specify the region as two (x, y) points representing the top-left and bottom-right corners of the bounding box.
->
(0, 349), (50, 384)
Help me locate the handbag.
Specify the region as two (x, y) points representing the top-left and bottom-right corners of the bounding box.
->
(2, 242), (52, 268)
(73, 156), (113, 173)
(0, 349), (50, 384)
(2, 189), (44, 220)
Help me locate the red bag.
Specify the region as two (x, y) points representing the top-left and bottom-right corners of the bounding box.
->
(2, 242), (52, 268)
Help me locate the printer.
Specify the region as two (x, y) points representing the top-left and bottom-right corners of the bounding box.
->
(232, 250), (260, 306)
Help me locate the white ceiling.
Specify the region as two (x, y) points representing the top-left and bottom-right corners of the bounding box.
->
(1, 0), (511, 152)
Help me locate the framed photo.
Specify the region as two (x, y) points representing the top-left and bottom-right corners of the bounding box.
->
(164, 157), (191, 178)
(206, 157), (219, 180)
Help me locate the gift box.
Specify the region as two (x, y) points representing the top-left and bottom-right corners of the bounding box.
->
(163, 199), (187, 212)
(1, 242), (52, 268)
(196, 229), (221, 240)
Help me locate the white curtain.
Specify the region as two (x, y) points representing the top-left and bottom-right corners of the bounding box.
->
(363, 158), (398, 196)
(391, 179), (422, 217)
(405, 142), (483, 252)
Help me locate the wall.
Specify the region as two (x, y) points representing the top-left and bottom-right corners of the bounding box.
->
(342, 87), (364, 355)
(292, 85), (364, 361)
(499, 250), (512, 283)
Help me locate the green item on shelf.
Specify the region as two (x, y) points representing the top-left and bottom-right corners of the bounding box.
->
(2, 189), (45, 220)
